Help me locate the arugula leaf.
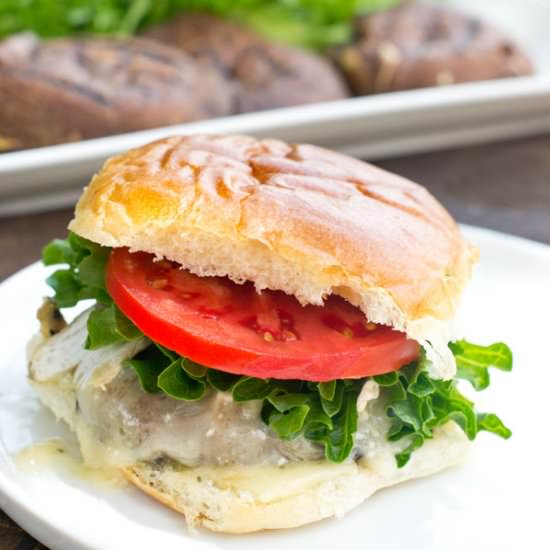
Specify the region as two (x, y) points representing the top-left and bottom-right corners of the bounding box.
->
(477, 413), (512, 439)
(180, 358), (208, 379)
(157, 360), (207, 401)
(395, 434), (424, 468)
(323, 388), (359, 462)
(206, 369), (241, 392)
(125, 345), (170, 393)
(85, 303), (141, 349)
(268, 393), (310, 412)
(378, 341), (513, 467)
(303, 397), (333, 439)
(43, 238), (77, 266)
(320, 380), (344, 417)
(78, 244), (110, 291)
(43, 232), (112, 308)
(269, 405), (310, 440)
(45, 269), (83, 308)
(318, 380), (336, 401)
(374, 371), (399, 386)
(451, 340), (513, 390)
(232, 377), (274, 401)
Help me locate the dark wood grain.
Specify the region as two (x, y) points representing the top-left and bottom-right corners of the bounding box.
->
(2, 133), (550, 547)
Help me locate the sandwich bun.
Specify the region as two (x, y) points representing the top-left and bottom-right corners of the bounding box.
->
(31, 374), (467, 533)
(123, 422), (467, 533)
(30, 134), (477, 533)
(70, 134), (477, 378)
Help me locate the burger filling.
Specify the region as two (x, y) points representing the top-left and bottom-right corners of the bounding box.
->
(30, 233), (512, 469)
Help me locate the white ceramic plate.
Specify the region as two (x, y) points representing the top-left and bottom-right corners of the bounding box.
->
(2, 0), (550, 217)
(0, 224), (547, 550)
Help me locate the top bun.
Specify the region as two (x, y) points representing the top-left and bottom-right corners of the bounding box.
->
(70, 135), (477, 378)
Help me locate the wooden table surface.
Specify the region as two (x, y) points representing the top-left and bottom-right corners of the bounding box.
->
(1, 133), (550, 548)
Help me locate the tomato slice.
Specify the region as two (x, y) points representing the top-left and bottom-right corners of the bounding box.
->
(106, 248), (419, 381)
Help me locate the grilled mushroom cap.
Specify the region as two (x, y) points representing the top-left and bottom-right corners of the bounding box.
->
(332, 3), (533, 95)
(143, 13), (350, 113)
(0, 33), (234, 151)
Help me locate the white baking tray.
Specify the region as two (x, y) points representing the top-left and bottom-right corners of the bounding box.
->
(1, 0), (549, 216)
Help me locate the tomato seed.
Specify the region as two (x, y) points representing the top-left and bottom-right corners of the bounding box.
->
(149, 278), (168, 289)
(282, 330), (298, 342)
(342, 328), (354, 339)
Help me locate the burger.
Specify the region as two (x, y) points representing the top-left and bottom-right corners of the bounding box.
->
(28, 135), (512, 533)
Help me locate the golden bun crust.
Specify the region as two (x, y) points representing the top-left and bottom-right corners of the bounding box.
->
(70, 135), (477, 377)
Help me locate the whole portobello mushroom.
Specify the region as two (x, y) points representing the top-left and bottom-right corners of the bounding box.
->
(143, 13), (350, 113)
(332, 3), (533, 95)
(0, 33), (234, 151)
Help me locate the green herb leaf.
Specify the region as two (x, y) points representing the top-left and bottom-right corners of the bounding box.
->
(388, 397), (423, 433)
(320, 380), (344, 417)
(477, 413), (512, 439)
(155, 343), (179, 362)
(318, 380), (336, 401)
(303, 397), (333, 439)
(206, 369), (241, 392)
(269, 405), (310, 440)
(395, 434), (424, 468)
(377, 339), (513, 467)
(77, 245), (110, 290)
(42, 239), (76, 266)
(408, 372), (435, 398)
(45, 269), (83, 308)
(85, 304), (141, 349)
(232, 377), (273, 401)
(157, 360), (206, 401)
(268, 393), (310, 413)
(451, 340), (513, 390)
(125, 345), (170, 393)
(181, 358), (208, 379)
(374, 371), (399, 386)
(43, 232), (113, 308)
(323, 389), (359, 462)
(387, 420), (413, 442)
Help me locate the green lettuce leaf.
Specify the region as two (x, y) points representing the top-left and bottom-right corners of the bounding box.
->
(450, 340), (513, 390)
(157, 360), (207, 401)
(1, 0), (402, 49)
(269, 405), (310, 441)
(85, 303), (141, 349)
(125, 345), (169, 393)
(43, 233), (112, 308)
(379, 347), (512, 467)
(43, 233), (141, 349)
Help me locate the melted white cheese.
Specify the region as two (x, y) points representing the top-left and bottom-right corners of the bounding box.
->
(29, 310), (393, 470)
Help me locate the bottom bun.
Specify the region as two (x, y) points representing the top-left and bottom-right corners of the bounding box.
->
(30, 347), (468, 534)
(122, 422), (467, 533)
